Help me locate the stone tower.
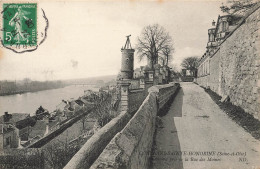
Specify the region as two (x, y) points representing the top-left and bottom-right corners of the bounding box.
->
(120, 35), (135, 80)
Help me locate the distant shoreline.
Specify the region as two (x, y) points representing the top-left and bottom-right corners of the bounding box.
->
(0, 86), (66, 97)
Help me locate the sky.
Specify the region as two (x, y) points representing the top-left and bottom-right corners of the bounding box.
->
(0, 0), (223, 81)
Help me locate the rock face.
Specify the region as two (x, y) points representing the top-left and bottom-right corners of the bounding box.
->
(197, 6), (260, 119)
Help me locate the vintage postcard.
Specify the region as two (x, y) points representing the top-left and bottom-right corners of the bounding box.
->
(0, 0), (259, 169)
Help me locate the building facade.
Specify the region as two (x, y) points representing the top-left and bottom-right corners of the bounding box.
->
(196, 4), (260, 119)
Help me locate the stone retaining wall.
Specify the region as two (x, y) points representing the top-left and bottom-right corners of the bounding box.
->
(128, 89), (145, 114)
(196, 6), (260, 119)
(148, 83), (180, 110)
(90, 83), (180, 169)
(28, 107), (93, 148)
(129, 80), (140, 90)
(63, 111), (132, 169)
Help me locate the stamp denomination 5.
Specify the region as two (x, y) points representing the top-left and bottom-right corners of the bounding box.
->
(0, 1), (48, 53)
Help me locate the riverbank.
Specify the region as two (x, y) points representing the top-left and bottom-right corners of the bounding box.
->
(0, 86), (68, 96)
(0, 91), (28, 96)
(0, 79), (67, 96)
(0, 85), (99, 116)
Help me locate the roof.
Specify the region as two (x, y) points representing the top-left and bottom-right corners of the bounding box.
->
(70, 100), (81, 107)
(68, 107), (74, 111)
(80, 98), (95, 105)
(64, 104), (70, 110)
(0, 113), (30, 124)
(29, 120), (47, 138)
(208, 28), (216, 30)
(56, 102), (67, 110)
(143, 65), (151, 71)
(75, 99), (84, 106)
(15, 117), (37, 130)
(10, 113), (30, 123)
(214, 14), (242, 37)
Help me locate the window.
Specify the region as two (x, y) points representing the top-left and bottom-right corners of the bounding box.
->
(203, 63), (204, 75)
(203, 63), (205, 75)
(6, 136), (11, 146)
(219, 22), (223, 32)
(208, 60), (210, 75)
(209, 34), (214, 42)
(207, 60), (209, 74)
(222, 21), (227, 32)
(205, 62), (208, 74)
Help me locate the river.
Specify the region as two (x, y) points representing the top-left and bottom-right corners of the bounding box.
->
(0, 85), (99, 116)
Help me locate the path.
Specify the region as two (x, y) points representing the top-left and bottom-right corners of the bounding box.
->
(151, 82), (260, 169)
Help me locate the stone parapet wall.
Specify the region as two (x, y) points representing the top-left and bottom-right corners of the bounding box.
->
(28, 107), (93, 148)
(148, 83), (180, 110)
(64, 111), (132, 169)
(65, 83), (179, 169)
(90, 83), (180, 169)
(128, 89), (145, 114)
(129, 79), (140, 90)
(196, 6), (260, 119)
(145, 82), (154, 95)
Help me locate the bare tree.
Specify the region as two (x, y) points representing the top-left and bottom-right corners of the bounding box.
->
(181, 57), (199, 76)
(136, 24), (173, 69)
(80, 116), (87, 133)
(161, 45), (174, 66)
(87, 92), (117, 128)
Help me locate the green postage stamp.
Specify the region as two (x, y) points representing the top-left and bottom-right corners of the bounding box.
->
(2, 3), (37, 46)
(0, 2), (48, 53)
